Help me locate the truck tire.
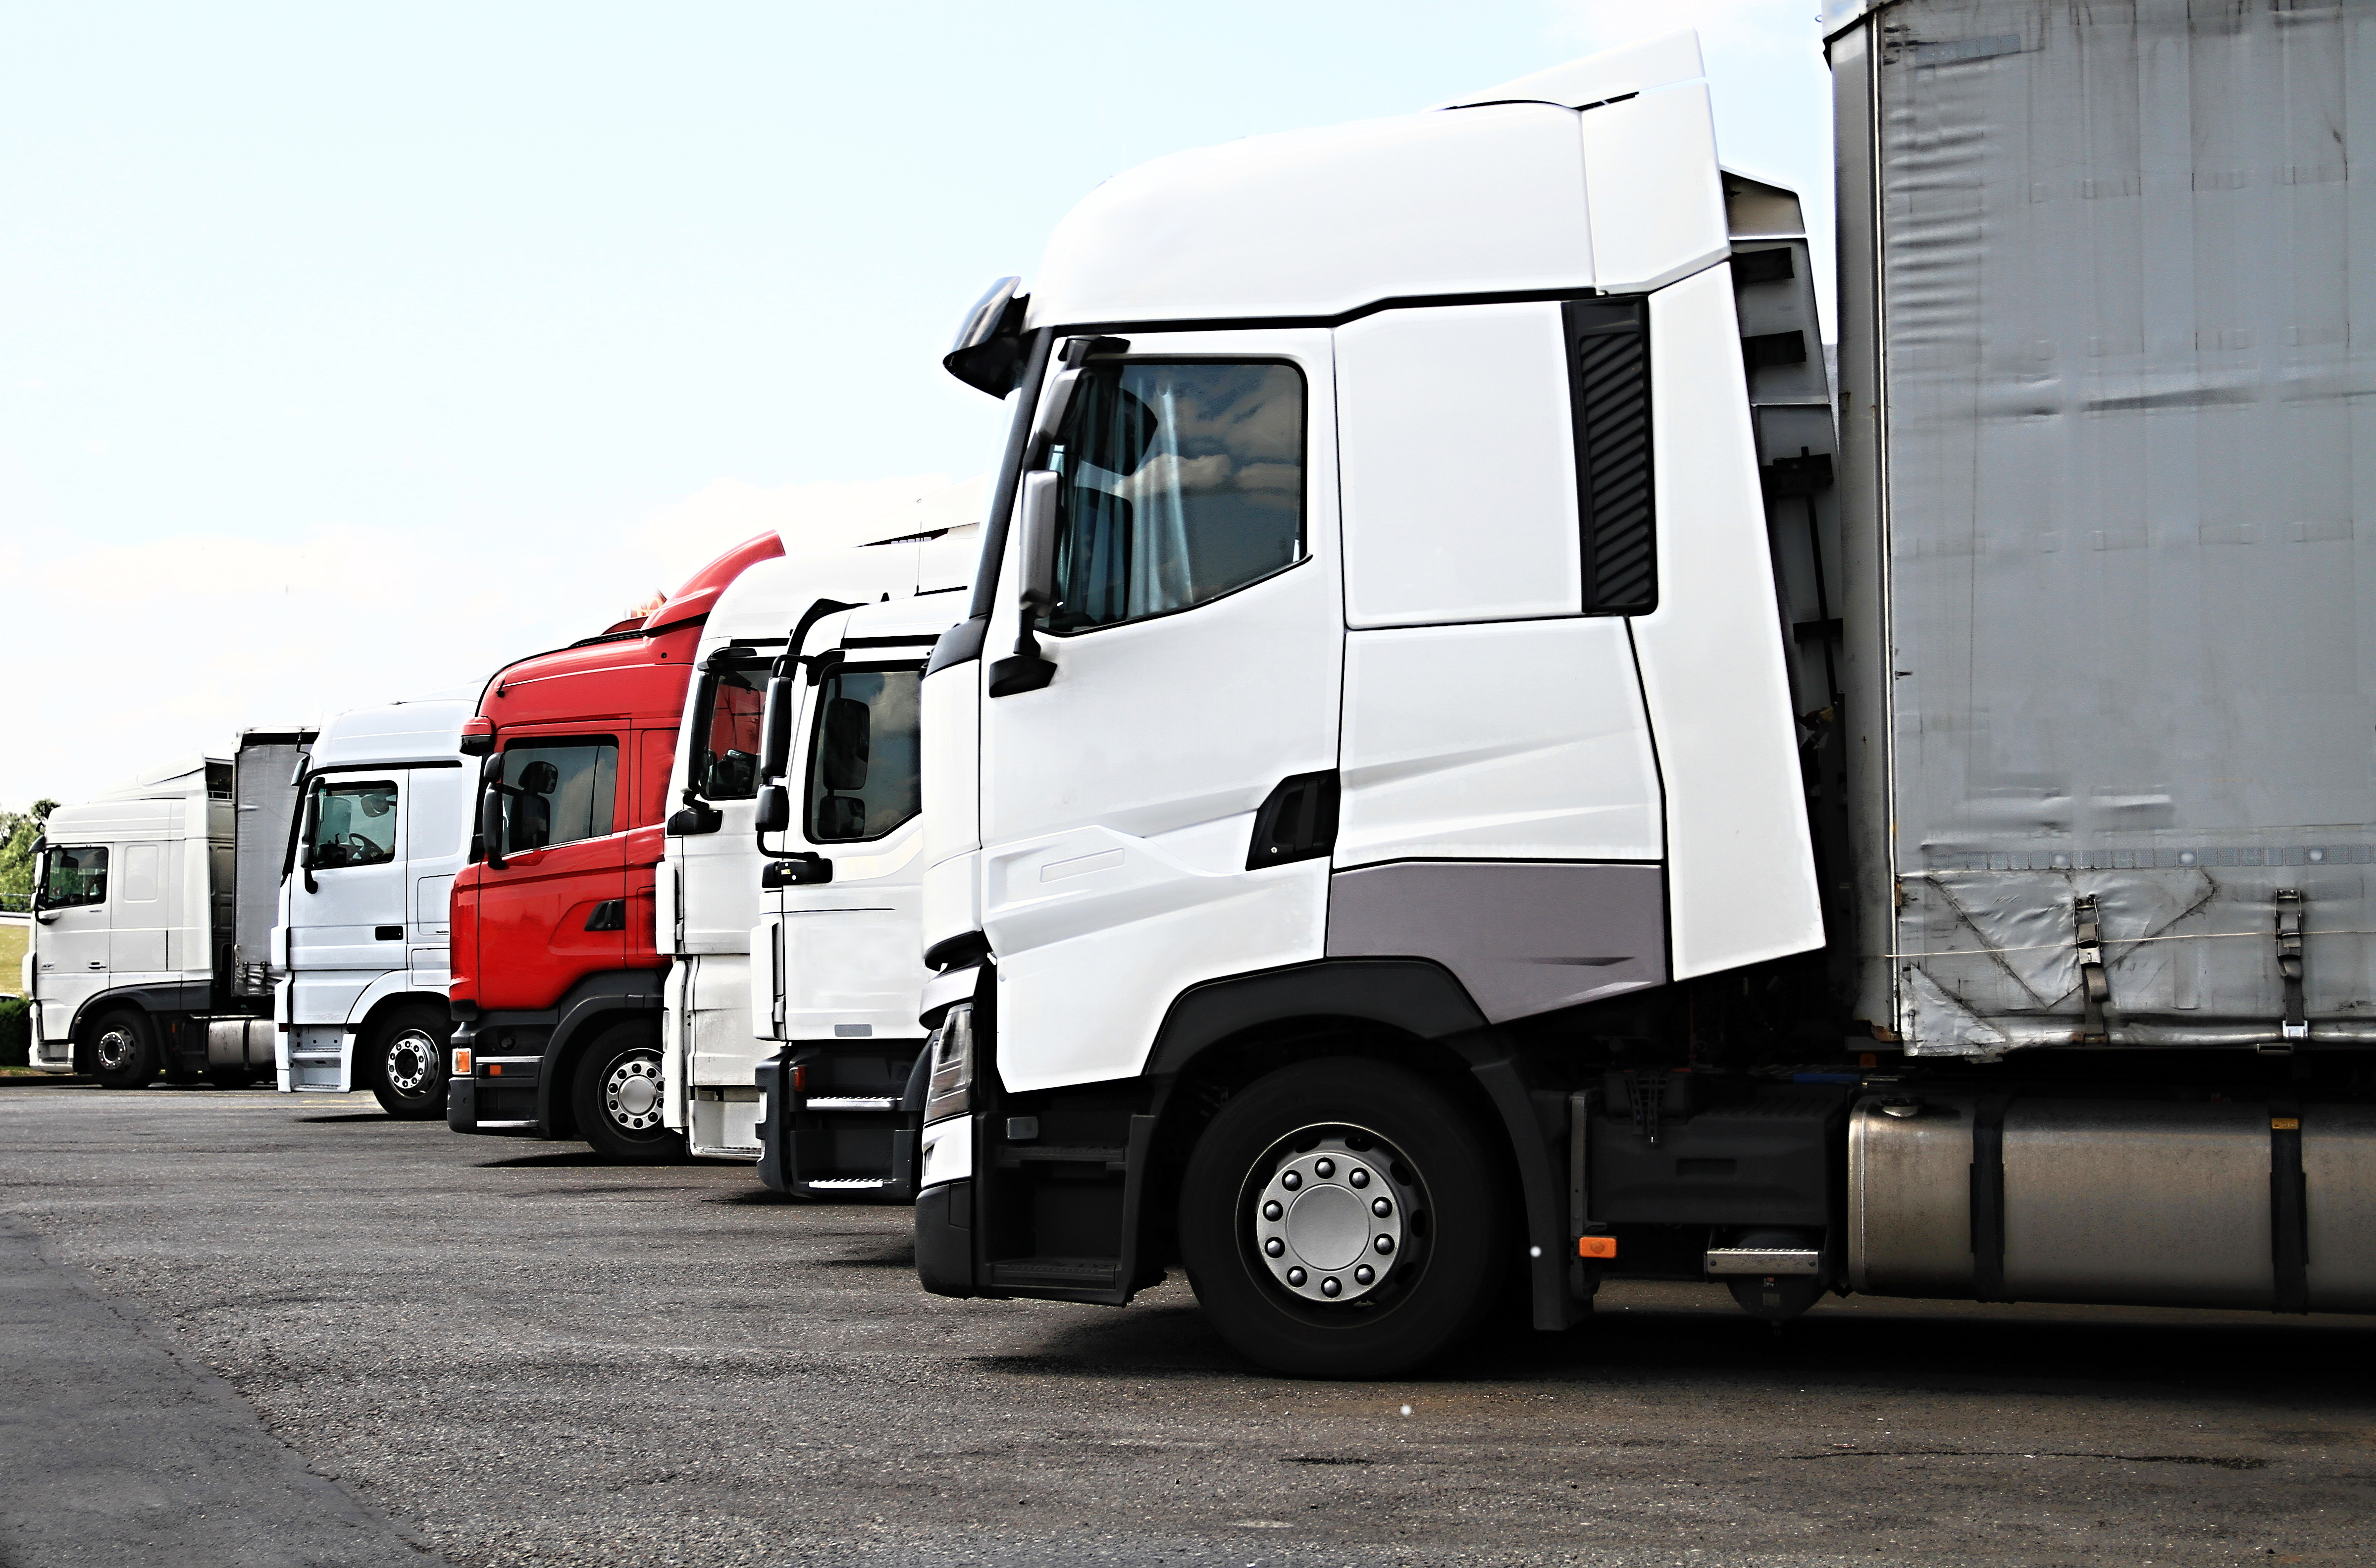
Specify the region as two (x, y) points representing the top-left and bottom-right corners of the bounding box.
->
(87, 1010), (159, 1090)
(367, 1003), (451, 1119)
(573, 1024), (685, 1164)
(1177, 1057), (1512, 1379)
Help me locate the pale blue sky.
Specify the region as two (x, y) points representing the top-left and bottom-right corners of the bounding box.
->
(1, 1), (1833, 808)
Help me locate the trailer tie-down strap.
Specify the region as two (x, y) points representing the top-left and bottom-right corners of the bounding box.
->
(2072, 895), (2110, 1042)
(2270, 1100), (2309, 1315)
(2274, 891), (2309, 1047)
(1967, 1094), (2014, 1303)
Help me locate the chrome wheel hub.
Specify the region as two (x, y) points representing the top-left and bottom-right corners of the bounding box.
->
(1251, 1131), (1415, 1306)
(385, 1030), (438, 1094)
(604, 1052), (665, 1133)
(94, 1028), (138, 1072)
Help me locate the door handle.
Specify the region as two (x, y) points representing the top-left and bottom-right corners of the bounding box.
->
(88, 960), (105, 969)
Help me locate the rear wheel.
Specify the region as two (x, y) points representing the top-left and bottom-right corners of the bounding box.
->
(367, 1003), (451, 1119)
(573, 1024), (685, 1164)
(87, 1010), (158, 1090)
(1177, 1057), (1512, 1379)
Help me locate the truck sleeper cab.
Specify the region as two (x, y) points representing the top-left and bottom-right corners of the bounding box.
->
(276, 697), (473, 1116)
(445, 533), (784, 1161)
(24, 733), (310, 1088)
(914, 25), (2376, 1379)
(660, 526), (980, 1165)
(746, 594), (968, 1200)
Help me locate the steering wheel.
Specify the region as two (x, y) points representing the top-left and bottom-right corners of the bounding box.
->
(344, 832), (378, 859)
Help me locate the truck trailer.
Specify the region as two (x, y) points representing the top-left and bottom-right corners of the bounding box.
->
(23, 732), (310, 1087)
(911, 7), (2376, 1376)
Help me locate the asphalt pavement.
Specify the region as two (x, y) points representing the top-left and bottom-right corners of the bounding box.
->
(1, 1077), (2372, 1567)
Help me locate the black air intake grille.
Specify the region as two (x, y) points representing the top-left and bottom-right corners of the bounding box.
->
(1565, 299), (1655, 615)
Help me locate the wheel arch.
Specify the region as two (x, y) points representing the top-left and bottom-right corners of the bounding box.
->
(1131, 959), (1575, 1327)
(534, 973), (667, 1140)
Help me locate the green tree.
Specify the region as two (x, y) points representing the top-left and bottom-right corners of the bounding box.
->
(0, 801), (58, 901)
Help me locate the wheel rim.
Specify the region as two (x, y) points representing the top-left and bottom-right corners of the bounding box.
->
(1244, 1123), (1425, 1310)
(603, 1051), (666, 1136)
(93, 1026), (140, 1073)
(384, 1029), (440, 1096)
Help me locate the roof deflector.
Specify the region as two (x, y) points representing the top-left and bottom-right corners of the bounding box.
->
(1436, 30), (1704, 112)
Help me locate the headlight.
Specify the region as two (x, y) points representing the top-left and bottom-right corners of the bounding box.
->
(924, 1004), (974, 1124)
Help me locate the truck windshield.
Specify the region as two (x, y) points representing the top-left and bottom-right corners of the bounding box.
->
(697, 658), (769, 800)
(309, 782), (398, 869)
(494, 740), (618, 852)
(1042, 359), (1305, 634)
(36, 846), (106, 909)
(804, 668), (921, 843)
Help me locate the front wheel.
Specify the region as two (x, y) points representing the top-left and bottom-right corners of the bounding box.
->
(87, 1010), (159, 1090)
(1177, 1057), (1513, 1379)
(573, 1024), (685, 1164)
(367, 1004), (451, 1119)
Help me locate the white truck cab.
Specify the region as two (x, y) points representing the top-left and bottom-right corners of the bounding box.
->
(746, 591), (970, 1199)
(275, 694), (474, 1115)
(661, 530), (979, 1161)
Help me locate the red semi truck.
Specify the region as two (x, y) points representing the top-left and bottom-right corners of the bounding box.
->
(445, 533), (784, 1161)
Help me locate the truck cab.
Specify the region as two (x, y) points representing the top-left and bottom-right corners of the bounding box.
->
(660, 529), (978, 1162)
(746, 592), (970, 1200)
(444, 533), (784, 1160)
(25, 730), (315, 1087)
(276, 696), (474, 1114)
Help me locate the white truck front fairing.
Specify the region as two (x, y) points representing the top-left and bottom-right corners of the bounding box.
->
(275, 695), (472, 1092)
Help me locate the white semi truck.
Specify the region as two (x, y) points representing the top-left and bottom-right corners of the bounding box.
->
(911, 10), (2376, 1375)
(276, 695), (475, 1115)
(660, 531), (978, 1163)
(745, 591), (972, 1199)
(23, 733), (311, 1087)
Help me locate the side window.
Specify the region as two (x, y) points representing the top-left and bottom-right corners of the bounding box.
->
(1041, 360), (1305, 634)
(804, 669), (922, 843)
(38, 846), (107, 908)
(697, 663), (768, 800)
(309, 783), (399, 869)
(496, 740), (618, 853)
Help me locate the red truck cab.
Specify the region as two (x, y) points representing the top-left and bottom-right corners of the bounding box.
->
(445, 532), (783, 1160)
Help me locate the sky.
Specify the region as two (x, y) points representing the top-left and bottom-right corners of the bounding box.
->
(0, 0), (1835, 809)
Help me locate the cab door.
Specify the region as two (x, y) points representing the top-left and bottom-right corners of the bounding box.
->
(976, 332), (1344, 1093)
(32, 842), (112, 1043)
(286, 774), (408, 1022)
(471, 734), (627, 1012)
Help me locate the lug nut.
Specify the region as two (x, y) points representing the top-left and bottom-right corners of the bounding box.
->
(1355, 1265), (1375, 1285)
(1349, 1168), (1369, 1188)
(1374, 1235), (1395, 1255)
(1371, 1197), (1392, 1217)
(1287, 1267), (1307, 1286)
(1321, 1276), (1342, 1297)
(1282, 1171), (1301, 1191)
(1265, 1237), (1285, 1257)
(1263, 1200), (1283, 1221)
(1314, 1158), (1335, 1178)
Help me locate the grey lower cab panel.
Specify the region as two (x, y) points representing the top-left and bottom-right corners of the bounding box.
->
(1324, 860), (1664, 1024)
(1851, 1096), (2376, 1313)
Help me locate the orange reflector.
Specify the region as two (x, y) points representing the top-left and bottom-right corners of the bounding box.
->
(1859, 1053), (1878, 1068)
(790, 1063), (810, 1094)
(1578, 1236), (1617, 1260)
(451, 1048), (471, 1075)
(2273, 1116), (2301, 1131)
(488, 1062), (502, 1075)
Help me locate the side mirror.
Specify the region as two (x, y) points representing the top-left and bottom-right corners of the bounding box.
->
(1031, 367), (1085, 453)
(1017, 469), (1060, 613)
(458, 716), (495, 757)
(821, 697), (870, 792)
(754, 784), (791, 835)
(298, 789), (321, 892)
(479, 785), (508, 869)
(758, 676), (795, 783)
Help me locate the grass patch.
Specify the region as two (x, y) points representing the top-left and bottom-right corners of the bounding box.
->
(0, 921), (27, 996)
